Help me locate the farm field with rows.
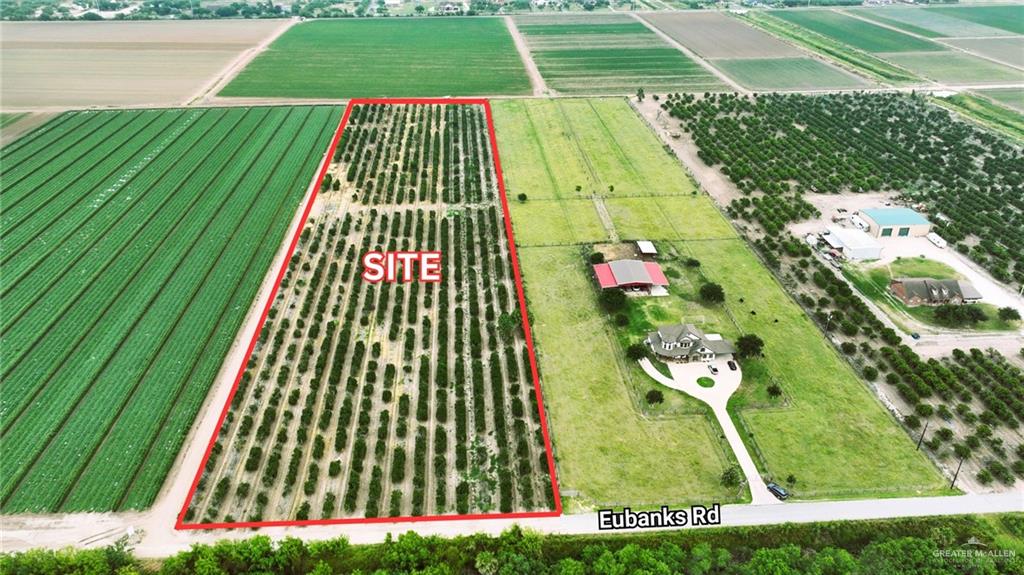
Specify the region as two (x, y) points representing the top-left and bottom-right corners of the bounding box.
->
(184, 103), (556, 525)
(0, 106), (341, 513)
(220, 19), (530, 98)
(514, 14), (725, 95)
(771, 10), (942, 54)
(711, 57), (868, 91)
(850, 6), (1017, 38)
(0, 20), (287, 108)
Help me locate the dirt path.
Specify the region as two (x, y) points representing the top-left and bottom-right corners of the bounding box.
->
(0, 112), (57, 146)
(631, 12), (748, 95)
(632, 98), (744, 208)
(186, 17), (299, 105)
(504, 16), (550, 97)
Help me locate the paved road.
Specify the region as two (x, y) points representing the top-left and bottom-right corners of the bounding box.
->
(3, 491), (1020, 558)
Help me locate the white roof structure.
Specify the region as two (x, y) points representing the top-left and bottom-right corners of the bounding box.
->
(636, 240), (657, 255)
(823, 227), (882, 260)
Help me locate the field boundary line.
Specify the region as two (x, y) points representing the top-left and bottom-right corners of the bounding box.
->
(176, 97), (562, 531)
(186, 17), (300, 106)
(838, 8), (1024, 73)
(632, 12), (748, 95)
(504, 16), (550, 97)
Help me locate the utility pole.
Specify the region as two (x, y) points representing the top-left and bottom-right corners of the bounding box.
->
(824, 312), (834, 332)
(950, 456), (965, 489)
(916, 419), (930, 451)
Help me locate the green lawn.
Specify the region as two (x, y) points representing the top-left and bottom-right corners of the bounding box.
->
(494, 97), (946, 504)
(519, 246), (738, 508)
(773, 10), (942, 53)
(221, 18), (530, 97)
(884, 52), (1023, 85)
(515, 15), (725, 94)
(845, 257), (1019, 334)
(691, 240), (946, 498)
(509, 199), (608, 247)
(711, 57), (868, 91)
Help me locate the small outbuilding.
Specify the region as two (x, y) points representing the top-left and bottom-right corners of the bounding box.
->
(821, 227), (882, 261)
(636, 240), (658, 258)
(860, 208), (931, 238)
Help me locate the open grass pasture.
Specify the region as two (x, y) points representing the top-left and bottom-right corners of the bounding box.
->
(0, 106), (341, 513)
(493, 97), (945, 504)
(641, 12), (801, 59)
(690, 240), (946, 498)
(851, 6), (1012, 38)
(514, 14), (725, 94)
(711, 57), (868, 91)
(0, 21), (286, 108)
(883, 52), (1023, 85)
(221, 18), (530, 98)
(943, 38), (1024, 68)
(773, 10), (942, 53)
(517, 246), (736, 508)
(927, 5), (1024, 36)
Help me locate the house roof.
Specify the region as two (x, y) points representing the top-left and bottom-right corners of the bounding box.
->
(648, 323), (735, 359)
(861, 208), (930, 227)
(593, 260), (669, 288)
(636, 240), (657, 255)
(893, 277), (981, 302)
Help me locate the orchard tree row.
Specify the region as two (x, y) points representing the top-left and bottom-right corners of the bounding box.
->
(185, 104), (553, 524)
(664, 92), (1024, 287)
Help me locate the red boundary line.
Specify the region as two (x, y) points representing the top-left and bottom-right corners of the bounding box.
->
(176, 97), (561, 530)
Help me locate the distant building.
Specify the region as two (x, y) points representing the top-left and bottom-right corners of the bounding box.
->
(860, 208), (931, 238)
(821, 227), (882, 260)
(593, 259), (668, 294)
(890, 277), (982, 306)
(646, 324), (734, 363)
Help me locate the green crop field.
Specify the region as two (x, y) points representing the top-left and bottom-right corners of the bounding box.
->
(927, 5), (1024, 35)
(514, 15), (725, 94)
(0, 105), (341, 513)
(0, 113), (27, 130)
(711, 57), (868, 91)
(773, 10), (942, 53)
(884, 52), (1023, 85)
(944, 37), (1024, 68)
(979, 88), (1024, 113)
(851, 7), (1012, 38)
(493, 98), (944, 505)
(221, 19), (530, 98)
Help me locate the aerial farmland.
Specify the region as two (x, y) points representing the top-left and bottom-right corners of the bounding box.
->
(0, 5), (1022, 568)
(183, 103), (556, 525)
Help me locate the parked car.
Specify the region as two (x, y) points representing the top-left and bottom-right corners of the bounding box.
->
(767, 482), (789, 500)
(727, 360), (738, 371)
(911, 332), (921, 340)
(708, 364), (719, 375)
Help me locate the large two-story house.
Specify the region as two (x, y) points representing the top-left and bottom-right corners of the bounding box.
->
(646, 324), (735, 363)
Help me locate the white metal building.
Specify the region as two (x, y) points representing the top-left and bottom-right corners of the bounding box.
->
(822, 227), (883, 261)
